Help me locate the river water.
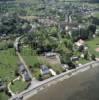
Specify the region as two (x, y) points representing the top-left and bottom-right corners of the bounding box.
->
(28, 66), (99, 100)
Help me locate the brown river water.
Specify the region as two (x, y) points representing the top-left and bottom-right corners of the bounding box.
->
(28, 66), (99, 100)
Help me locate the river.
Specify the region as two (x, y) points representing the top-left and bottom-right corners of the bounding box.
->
(28, 66), (99, 100)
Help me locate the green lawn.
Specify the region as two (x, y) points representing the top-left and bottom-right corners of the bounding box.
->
(79, 59), (90, 64)
(0, 92), (9, 100)
(10, 80), (27, 93)
(86, 37), (99, 57)
(21, 47), (39, 66)
(0, 44), (28, 99)
(0, 40), (8, 50)
(21, 47), (41, 78)
(0, 48), (18, 82)
(50, 64), (64, 74)
(93, 12), (99, 18)
(0, 48), (18, 100)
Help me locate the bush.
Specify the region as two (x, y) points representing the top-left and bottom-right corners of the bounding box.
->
(0, 42), (8, 50)
(38, 74), (43, 81)
(5, 88), (12, 97)
(15, 69), (20, 77)
(56, 71), (60, 75)
(7, 41), (13, 48)
(91, 54), (96, 61)
(33, 62), (41, 68)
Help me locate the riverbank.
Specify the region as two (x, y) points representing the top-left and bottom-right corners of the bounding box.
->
(10, 61), (99, 100)
(28, 62), (99, 100)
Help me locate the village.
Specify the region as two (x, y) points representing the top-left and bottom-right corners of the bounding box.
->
(0, 0), (99, 100)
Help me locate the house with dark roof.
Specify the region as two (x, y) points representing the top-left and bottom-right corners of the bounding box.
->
(40, 65), (50, 75)
(0, 79), (6, 91)
(18, 64), (31, 82)
(18, 64), (26, 74)
(23, 71), (31, 82)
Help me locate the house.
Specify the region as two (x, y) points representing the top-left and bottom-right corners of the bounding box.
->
(75, 39), (85, 47)
(40, 65), (50, 75)
(45, 52), (56, 58)
(0, 85), (6, 92)
(74, 39), (85, 51)
(18, 64), (26, 74)
(61, 64), (69, 70)
(71, 56), (79, 62)
(95, 29), (99, 36)
(0, 79), (6, 92)
(23, 71), (31, 82)
(18, 64), (31, 82)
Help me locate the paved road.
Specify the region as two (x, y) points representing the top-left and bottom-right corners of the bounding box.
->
(16, 51), (33, 80)
(14, 37), (33, 79)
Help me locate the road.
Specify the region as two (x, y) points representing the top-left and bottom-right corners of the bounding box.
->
(14, 37), (33, 80)
(16, 51), (33, 80)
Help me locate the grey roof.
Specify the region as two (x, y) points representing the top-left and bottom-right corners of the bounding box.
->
(0, 85), (6, 91)
(71, 56), (79, 61)
(41, 65), (50, 75)
(23, 71), (31, 81)
(19, 64), (25, 73)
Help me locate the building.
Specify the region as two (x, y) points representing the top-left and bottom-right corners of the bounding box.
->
(23, 71), (31, 82)
(0, 79), (6, 91)
(71, 56), (79, 62)
(40, 65), (50, 75)
(18, 64), (26, 74)
(18, 64), (31, 82)
(45, 52), (56, 58)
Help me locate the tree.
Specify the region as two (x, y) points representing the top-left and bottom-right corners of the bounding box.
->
(84, 51), (89, 60)
(91, 54), (96, 61)
(88, 24), (96, 34)
(0, 13), (31, 36)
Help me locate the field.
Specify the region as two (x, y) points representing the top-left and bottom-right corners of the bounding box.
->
(10, 80), (27, 93)
(86, 37), (99, 57)
(21, 46), (64, 78)
(0, 92), (9, 100)
(0, 42), (28, 100)
(0, 48), (18, 82)
(93, 12), (99, 18)
(0, 47), (17, 100)
(21, 46), (41, 78)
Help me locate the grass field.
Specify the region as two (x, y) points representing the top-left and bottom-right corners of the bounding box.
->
(86, 37), (99, 57)
(0, 48), (18, 100)
(93, 12), (99, 18)
(21, 46), (41, 78)
(0, 92), (9, 100)
(79, 59), (90, 64)
(21, 47), (39, 66)
(10, 80), (27, 93)
(0, 43), (28, 100)
(0, 48), (18, 82)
